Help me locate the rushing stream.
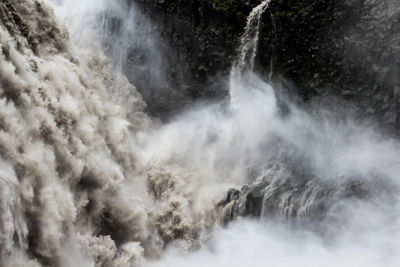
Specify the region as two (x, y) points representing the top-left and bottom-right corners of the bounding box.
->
(0, 0), (400, 266)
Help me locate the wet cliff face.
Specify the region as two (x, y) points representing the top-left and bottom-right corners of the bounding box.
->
(125, 0), (259, 118)
(125, 0), (400, 228)
(259, 0), (400, 131)
(131, 0), (400, 131)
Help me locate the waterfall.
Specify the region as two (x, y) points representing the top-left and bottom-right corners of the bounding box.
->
(0, 1), (152, 266)
(225, 0), (396, 221)
(229, 0), (274, 107)
(1, 0), (400, 266)
(233, 0), (272, 73)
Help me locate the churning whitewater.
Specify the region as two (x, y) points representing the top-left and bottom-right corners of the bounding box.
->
(1, 0), (400, 266)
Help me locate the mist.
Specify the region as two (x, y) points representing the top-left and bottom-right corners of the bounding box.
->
(136, 64), (400, 267)
(146, 218), (400, 267)
(1, 0), (400, 266)
(51, 0), (178, 116)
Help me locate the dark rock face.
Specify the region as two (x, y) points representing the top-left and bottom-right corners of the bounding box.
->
(129, 0), (400, 131)
(259, 0), (400, 131)
(128, 0), (400, 227)
(217, 160), (392, 229)
(126, 0), (260, 118)
(217, 162), (334, 225)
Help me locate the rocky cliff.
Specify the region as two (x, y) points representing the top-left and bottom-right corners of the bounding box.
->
(131, 0), (400, 132)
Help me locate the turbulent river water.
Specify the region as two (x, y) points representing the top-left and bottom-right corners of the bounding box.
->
(1, 0), (400, 266)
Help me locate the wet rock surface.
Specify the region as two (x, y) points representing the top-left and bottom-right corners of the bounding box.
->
(217, 159), (393, 228)
(260, 0), (400, 132)
(128, 0), (400, 228)
(127, 0), (260, 118)
(130, 0), (400, 131)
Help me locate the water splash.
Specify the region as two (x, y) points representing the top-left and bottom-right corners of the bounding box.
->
(0, 1), (152, 265)
(2, 0), (400, 267)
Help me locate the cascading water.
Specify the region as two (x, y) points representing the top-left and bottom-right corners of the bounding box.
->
(1, 0), (400, 267)
(225, 0), (372, 227)
(233, 0), (272, 73)
(0, 1), (153, 266)
(229, 0), (273, 110)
